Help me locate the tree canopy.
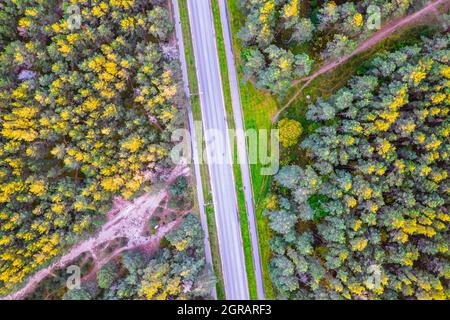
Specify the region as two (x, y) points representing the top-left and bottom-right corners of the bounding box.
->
(266, 35), (449, 299)
(60, 214), (215, 300)
(0, 0), (184, 295)
(238, 0), (422, 95)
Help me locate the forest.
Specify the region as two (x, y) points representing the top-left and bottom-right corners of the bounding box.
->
(0, 0), (212, 299)
(266, 35), (449, 299)
(234, 0), (450, 301)
(238, 0), (430, 95)
(27, 212), (215, 300)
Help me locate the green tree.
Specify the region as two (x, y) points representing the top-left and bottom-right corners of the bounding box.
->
(97, 262), (118, 289)
(278, 119), (303, 148)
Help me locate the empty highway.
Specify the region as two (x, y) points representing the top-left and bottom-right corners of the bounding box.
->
(186, 0), (249, 299)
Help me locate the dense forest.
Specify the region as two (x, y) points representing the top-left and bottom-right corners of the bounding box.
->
(238, 0), (429, 95)
(266, 35), (449, 299)
(27, 213), (215, 300)
(0, 0), (204, 298)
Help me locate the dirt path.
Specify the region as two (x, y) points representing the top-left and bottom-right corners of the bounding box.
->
(2, 165), (190, 300)
(272, 0), (448, 123)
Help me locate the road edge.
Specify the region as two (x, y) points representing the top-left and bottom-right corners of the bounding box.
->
(170, 0), (218, 299)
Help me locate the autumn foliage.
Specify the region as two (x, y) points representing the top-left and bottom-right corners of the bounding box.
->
(0, 0), (181, 295)
(267, 36), (449, 299)
(238, 0), (419, 95)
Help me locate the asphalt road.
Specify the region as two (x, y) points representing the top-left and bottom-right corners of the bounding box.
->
(186, 0), (249, 299)
(216, 0), (265, 299)
(171, 0), (216, 299)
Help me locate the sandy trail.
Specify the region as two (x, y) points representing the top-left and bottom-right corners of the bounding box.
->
(2, 164), (190, 300)
(273, 0), (448, 123)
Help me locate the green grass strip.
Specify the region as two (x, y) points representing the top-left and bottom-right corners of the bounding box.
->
(210, 0), (257, 300)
